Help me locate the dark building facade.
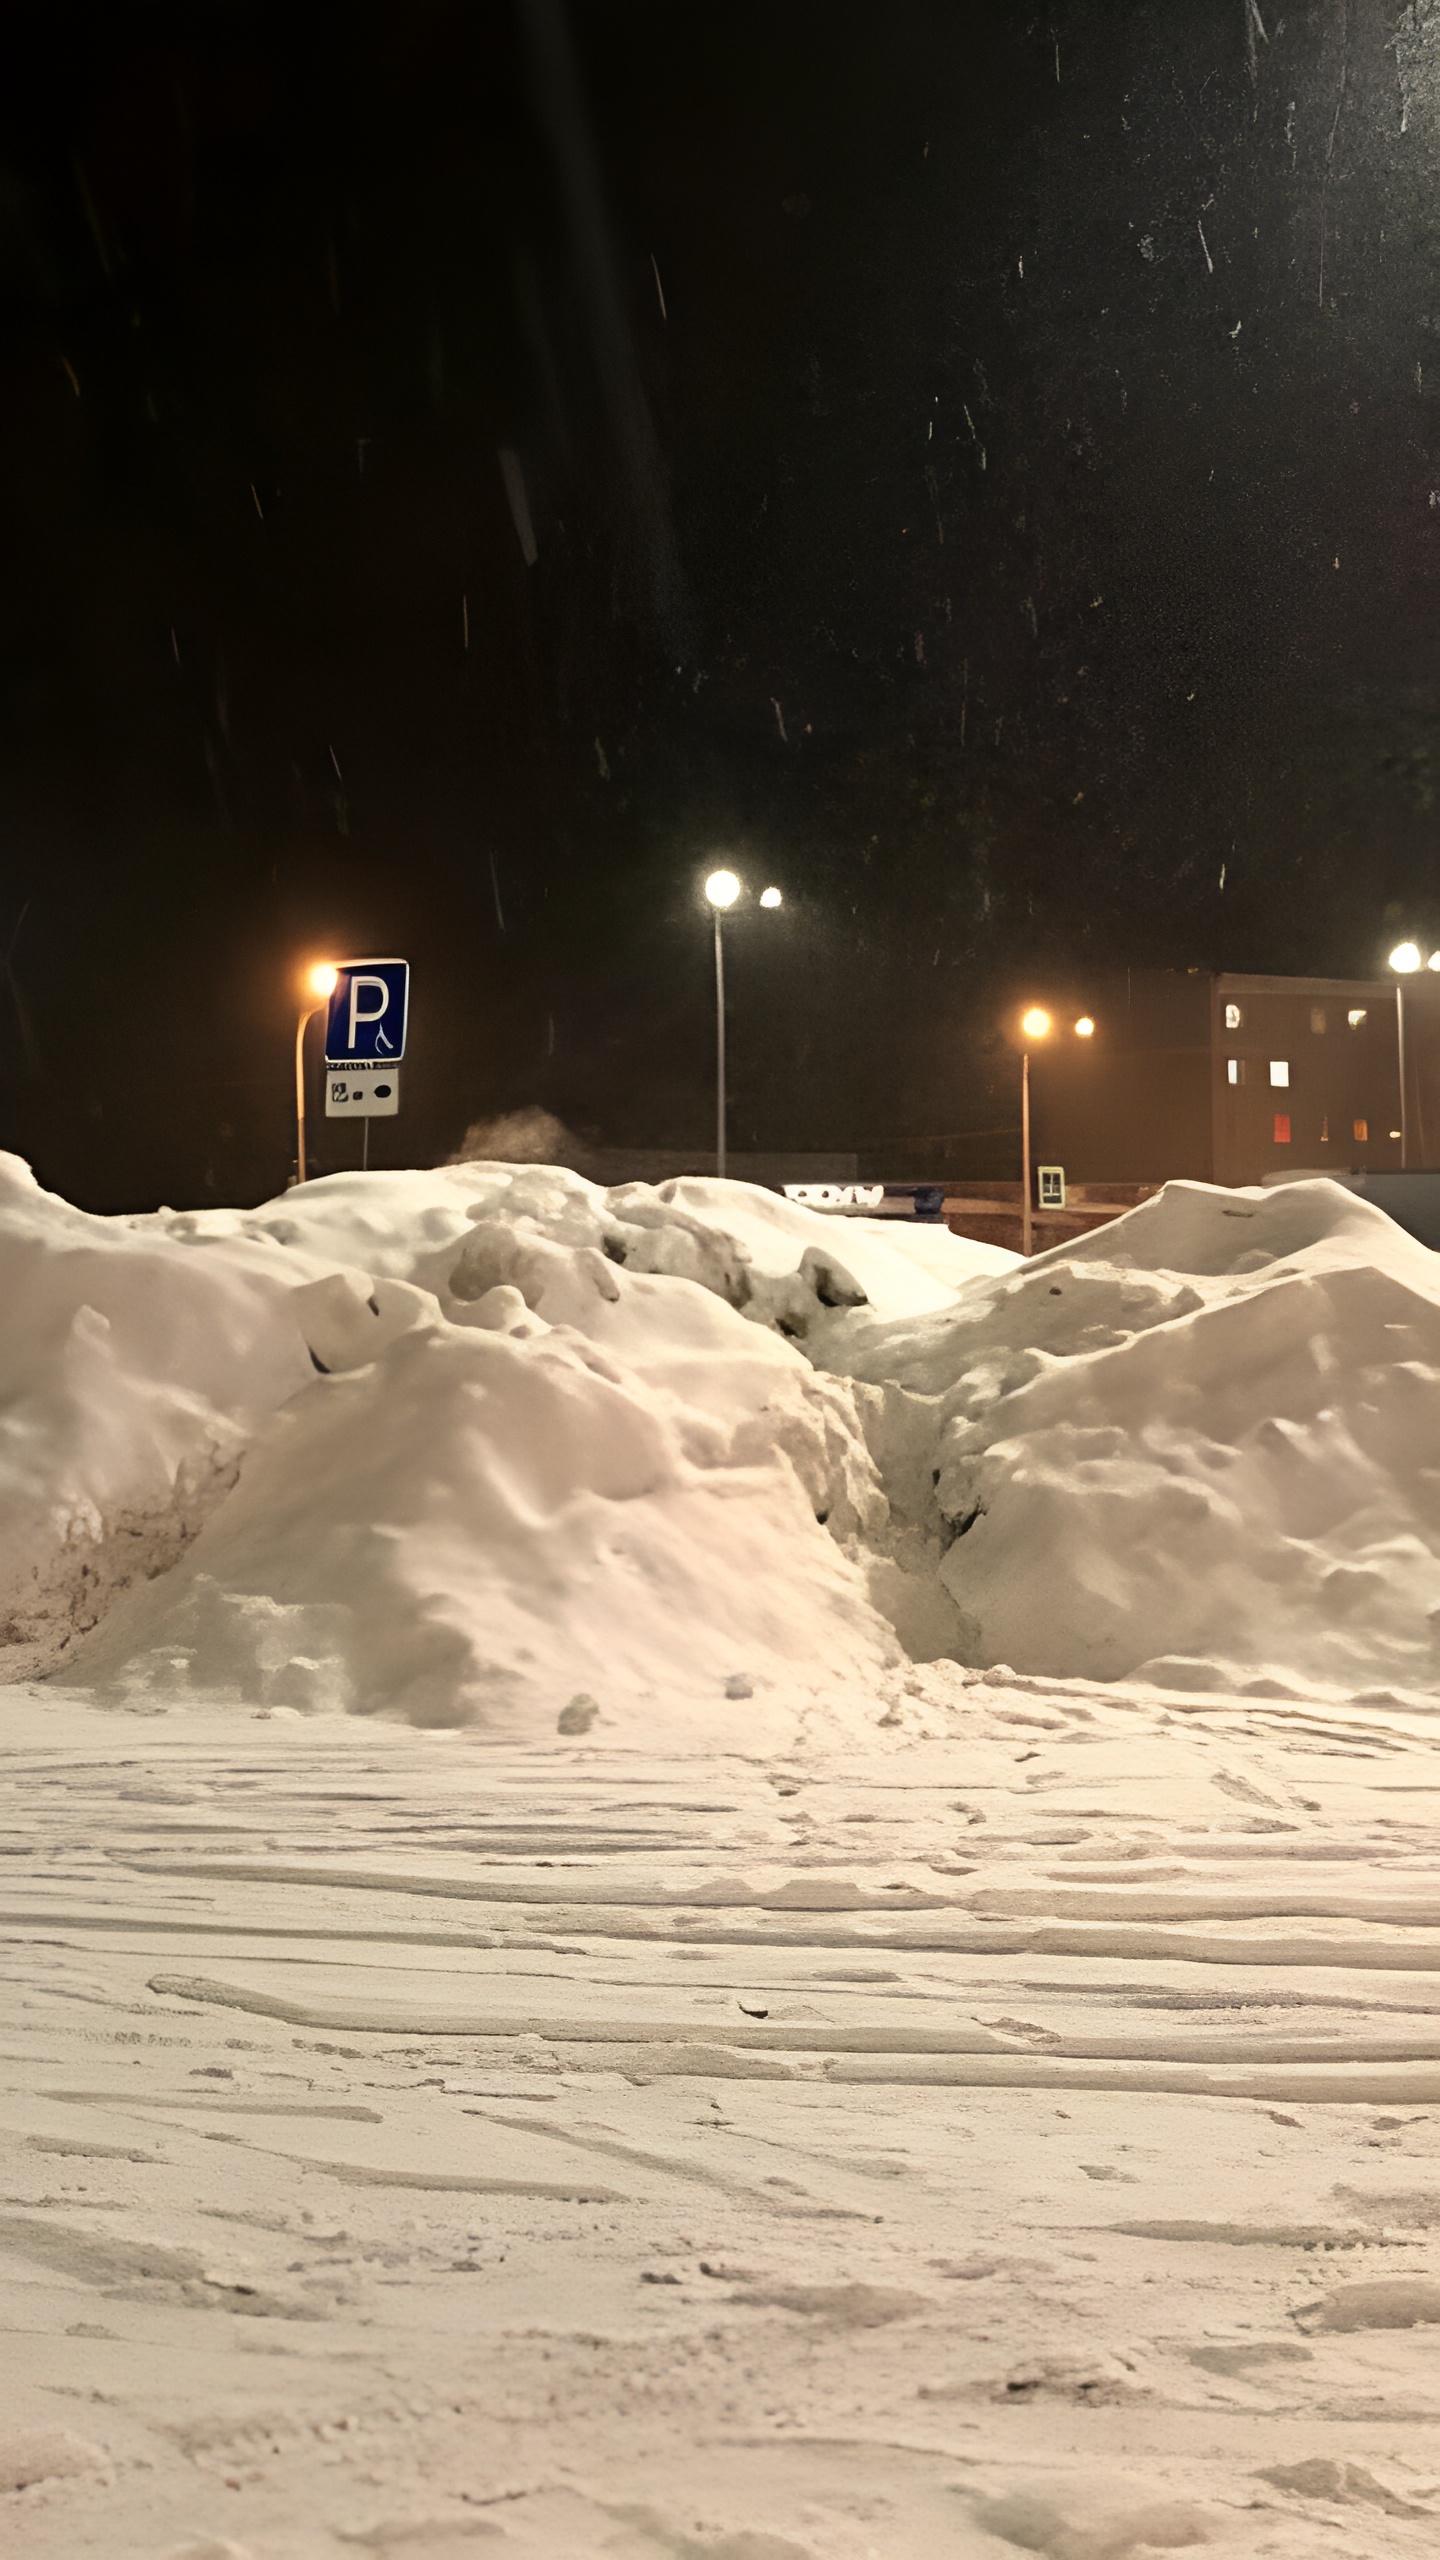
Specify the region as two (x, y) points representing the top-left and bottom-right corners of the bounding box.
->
(1030, 970), (1440, 1189)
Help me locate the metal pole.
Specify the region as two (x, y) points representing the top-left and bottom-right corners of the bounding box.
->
(714, 910), (727, 1179)
(1397, 983), (1410, 1169)
(362, 1117), (370, 1173)
(295, 1007), (312, 1185)
(1021, 1049), (1032, 1256)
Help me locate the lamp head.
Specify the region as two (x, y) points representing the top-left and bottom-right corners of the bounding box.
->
(1073, 1015), (1095, 1038)
(306, 962), (339, 1000)
(759, 885), (782, 909)
(1389, 941), (1423, 974)
(1021, 1006), (1052, 1042)
(705, 870), (741, 910)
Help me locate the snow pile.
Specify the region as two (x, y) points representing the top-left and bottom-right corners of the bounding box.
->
(822, 1177), (1440, 1699)
(0, 1157), (327, 1667)
(0, 1157), (988, 1727)
(4, 1150), (1439, 1723)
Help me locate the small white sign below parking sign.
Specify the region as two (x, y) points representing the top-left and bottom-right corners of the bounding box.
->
(325, 1065), (400, 1118)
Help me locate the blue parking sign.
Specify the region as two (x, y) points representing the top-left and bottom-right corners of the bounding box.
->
(325, 959), (409, 1064)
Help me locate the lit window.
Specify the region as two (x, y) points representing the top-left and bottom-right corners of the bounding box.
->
(1347, 1008), (1367, 1027)
(1353, 1118), (1368, 1141)
(1226, 1057), (1243, 1085)
(1310, 1006), (1327, 1033)
(1224, 1002), (1243, 1029)
(1273, 1113), (1291, 1144)
(1269, 1060), (1289, 1087)
(1320, 1116), (1330, 1143)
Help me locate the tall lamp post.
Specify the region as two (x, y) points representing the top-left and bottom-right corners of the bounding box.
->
(295, 962), (338, 1185)
(704, 870), (782, 1179)
(1018, 1004), (1095, 1255)
(1386, 940), (1440, 1167)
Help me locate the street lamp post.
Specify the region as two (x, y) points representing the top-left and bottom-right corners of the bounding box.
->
(703, 871), (781, 1179)
(1384, 941), (1440, 1168)
(1018, 1005), (1095, 1255)
(1019, 1008), (1050, 1257)
(295, 962), (338, 1185)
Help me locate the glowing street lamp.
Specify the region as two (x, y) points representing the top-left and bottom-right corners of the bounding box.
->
(1385, 939), (1440, 1165)
(703, 871), (782, 1178)
(1017, 1004), (1095, 1255)
(295, 961), (338, 1185)
(1018, 1009), (1050, 1255)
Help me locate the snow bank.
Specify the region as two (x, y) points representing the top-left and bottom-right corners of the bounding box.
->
(821, 1177), (1440, 1698)
(15, 1159), (972, 1724)
(0, 1157), (328, 1667)
(6, 1151), (1438, 1723)
(77, 1314), (891, 1727)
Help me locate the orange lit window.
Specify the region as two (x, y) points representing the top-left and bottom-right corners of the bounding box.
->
(1273, 1113), (1291, 1144)
(1353, 1118), (1368, 1142)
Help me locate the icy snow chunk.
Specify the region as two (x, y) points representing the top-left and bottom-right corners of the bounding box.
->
(290, 1272), (438, 1373)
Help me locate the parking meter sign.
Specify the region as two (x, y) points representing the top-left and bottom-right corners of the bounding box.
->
(325, 959), (408, 1066)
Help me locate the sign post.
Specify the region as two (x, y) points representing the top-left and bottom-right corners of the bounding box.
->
(324, 960), (409, 1167)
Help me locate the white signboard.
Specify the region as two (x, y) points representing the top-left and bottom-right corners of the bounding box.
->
(326, 1065), (400, 1119)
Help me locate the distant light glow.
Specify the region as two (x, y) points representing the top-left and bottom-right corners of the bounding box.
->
(1073, 1014), (1095, 1037)
(759, 885), (782, 908)
(1347, 1008), (1367, 1026)
(1389, 941), (1422, 973)
(705, 870), (741, 909)
(1428, 953), (1440, 973)
(1021, 1006), (1052, 1041)
(306, 963), (339, 998)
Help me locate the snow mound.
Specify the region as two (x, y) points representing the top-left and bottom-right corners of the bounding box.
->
(77, 1313), (891, 1727)
(821, 1177), (1440, 1697)
(0, 1157), (326, 1668)
(6, 1154), (1438, 1723)
(11, 1157), (983, 1724)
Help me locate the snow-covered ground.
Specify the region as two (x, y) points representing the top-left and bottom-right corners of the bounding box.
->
(5, 1681), (1440, 2556)
(4, 1157), (1440, 2553)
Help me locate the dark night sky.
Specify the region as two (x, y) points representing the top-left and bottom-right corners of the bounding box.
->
(2, 0), (1439, 1206)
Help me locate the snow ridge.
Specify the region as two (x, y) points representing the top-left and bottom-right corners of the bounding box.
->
(0, 1151), (1435, 1724)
